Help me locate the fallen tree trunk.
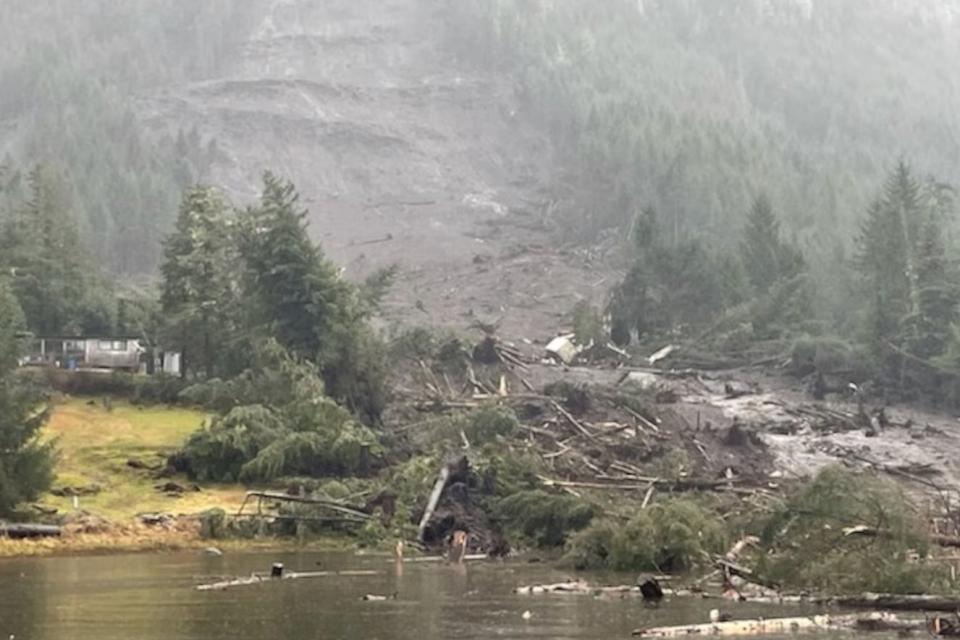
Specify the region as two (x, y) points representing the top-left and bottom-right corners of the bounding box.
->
(826, 593), (960, 613)
(237, 492), (373, 521)
(539, 477), (748, 494)
(843, 525), (960, 549)
(0, 523), (62, 539)
(632, 612), (942, 637)
(417, 465), (451, 542)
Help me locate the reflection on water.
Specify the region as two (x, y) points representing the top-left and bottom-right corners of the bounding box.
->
(0, 552), (884, 640)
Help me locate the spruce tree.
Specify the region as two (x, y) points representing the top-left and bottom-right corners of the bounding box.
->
(237, 173), (388, 421)
(237, 173), (347, 361)
(740, 194), (805, 295)
(0, 166), (109, 335)
(0, 278), (54, 517)
(741, 194), (782, 294)
(159, 185), (236, 378)
(904, 213), (959, 359)
(855, 171), (916, 354)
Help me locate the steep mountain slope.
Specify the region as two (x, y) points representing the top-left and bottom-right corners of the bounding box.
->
(139, 0), (610, 337)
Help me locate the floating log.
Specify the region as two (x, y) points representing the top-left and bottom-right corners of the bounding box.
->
(515, 580), (703, 599)
(196, 569), (381, 591)
(389, 554), (487, 564)
(632, 612), (937, 637)
(826, 593), (960, 613)
(0, 523), (62, 539)
(515, 580), (595, 595)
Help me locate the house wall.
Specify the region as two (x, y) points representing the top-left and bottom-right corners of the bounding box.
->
(83, 339), (142, 370)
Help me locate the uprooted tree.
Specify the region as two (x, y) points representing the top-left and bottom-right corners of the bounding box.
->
(176, 341), (380, 483)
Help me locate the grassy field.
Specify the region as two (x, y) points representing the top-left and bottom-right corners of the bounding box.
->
(39, 397), (249, 520)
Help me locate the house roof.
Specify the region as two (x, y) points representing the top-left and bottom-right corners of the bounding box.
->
(30, 335), (143, 341)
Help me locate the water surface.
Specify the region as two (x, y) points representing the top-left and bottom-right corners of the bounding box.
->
(0, 551), (877, 639)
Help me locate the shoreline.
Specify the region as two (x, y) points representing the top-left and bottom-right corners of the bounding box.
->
(0, 529), (353, 559)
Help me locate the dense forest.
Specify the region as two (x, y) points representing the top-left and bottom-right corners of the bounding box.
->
(2, 1), (959, 276)
(447, 0), (960, 246)
(0, 1), (260, 273)
(437, 0), (960, 405)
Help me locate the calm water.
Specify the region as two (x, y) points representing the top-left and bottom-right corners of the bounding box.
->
(0, 552), (878, 639)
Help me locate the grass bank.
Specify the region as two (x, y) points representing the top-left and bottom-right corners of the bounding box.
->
(2, 397), (274, 557)
(39, 397), (248, 519)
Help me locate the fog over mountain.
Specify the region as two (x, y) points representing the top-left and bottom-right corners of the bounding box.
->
(2, 0), (959, 277)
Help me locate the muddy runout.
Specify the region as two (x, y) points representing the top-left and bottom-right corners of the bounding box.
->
(388, 340), (784, 556)
(392, 333), (960, 554)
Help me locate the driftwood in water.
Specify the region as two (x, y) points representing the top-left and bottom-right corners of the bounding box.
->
(826, 593), (960, 613)
(390, 554), (487, 564)
(0, 523), (62, 539)
(196, 569), (380, 591)
(515, 579), (688, 599)
(632, 612), (948, 638)
(515, 580), (649, 596)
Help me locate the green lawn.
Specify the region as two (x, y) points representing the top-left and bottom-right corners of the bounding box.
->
(40, 398), (249, 520)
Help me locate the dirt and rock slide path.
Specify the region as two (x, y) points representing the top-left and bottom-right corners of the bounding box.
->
(139, 0), (619, 340)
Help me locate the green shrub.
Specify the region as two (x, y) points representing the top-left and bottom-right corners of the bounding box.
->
(473, 444), (543, 497)
(496, 490), (599, 548)
(389, 327), (439, 361)
(30, 368), (188, 404)
(564, 498), (727, 573)
(563, 520), (619, 570)
(464, 406), (518, 445)
(418, 406), (519, 451)
(751, 466), (950, 594)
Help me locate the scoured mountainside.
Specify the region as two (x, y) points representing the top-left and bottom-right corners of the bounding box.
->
(139, 0), (612, 339)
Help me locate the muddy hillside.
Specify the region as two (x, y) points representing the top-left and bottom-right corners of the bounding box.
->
(137, 0), (613, 338)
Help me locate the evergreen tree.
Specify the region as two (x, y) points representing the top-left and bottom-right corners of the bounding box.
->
(740, 194), (805, 295)
(903, 214), (959, 359)
(610, 207), (725, 340)
(236, 173), (389, 421)
(0, 166), (110, 335)
(741, 194), (782, 294)
(0, 278), (54, 517)
(237, 173), (347, 361)
(855, 164), (921, 355)
(160, 185), (236, 378)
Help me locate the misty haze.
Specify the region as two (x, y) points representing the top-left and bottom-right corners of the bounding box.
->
(3, 1), (960, 639)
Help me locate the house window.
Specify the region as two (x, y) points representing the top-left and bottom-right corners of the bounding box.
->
(98, 340), (128, 351)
